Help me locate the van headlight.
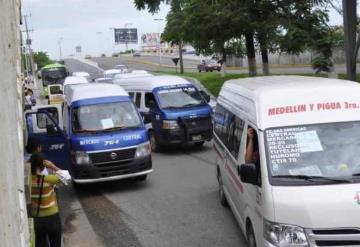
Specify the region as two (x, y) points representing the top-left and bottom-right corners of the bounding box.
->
(163, 120), (179, 130)
(73, 151), (91, 165)
(135, 142), (151, 158)
(264, 219), (309, 246)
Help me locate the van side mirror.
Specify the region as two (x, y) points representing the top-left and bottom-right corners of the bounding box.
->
(200, 90), (211, 103)
(238, 163), (258, 185)
(143, 112), (152, 124)
(46, 124), (57, 135)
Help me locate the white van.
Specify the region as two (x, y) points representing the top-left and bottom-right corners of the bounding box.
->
(63, 76), (89, 96)
(214, 76), (360, 247)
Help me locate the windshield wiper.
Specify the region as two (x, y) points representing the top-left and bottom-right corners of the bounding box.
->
(102, 126), (139, 132)
(273, 175), (351, 183)
(74, 129), (101, 133)
(181, 103), (201, 107)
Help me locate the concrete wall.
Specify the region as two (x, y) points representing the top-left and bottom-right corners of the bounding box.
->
(225, 47), (349, 67)
(0, 0), (29, 246)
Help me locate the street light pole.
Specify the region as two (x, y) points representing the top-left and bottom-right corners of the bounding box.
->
(154, 18), (164, 69)
(343, 0), (357, 81)
(124, 23), (132, 52)
(58, 37), (63, 61)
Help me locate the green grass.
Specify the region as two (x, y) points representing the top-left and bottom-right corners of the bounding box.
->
(156, 71), (360, 97)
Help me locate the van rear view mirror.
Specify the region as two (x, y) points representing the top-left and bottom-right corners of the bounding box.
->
(143, 112), (152, 124)
(238, 163), (258, 185)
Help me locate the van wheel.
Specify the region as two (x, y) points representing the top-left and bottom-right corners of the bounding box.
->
(218, 175), (228, 207)
(136, 175), (147, 181)
(149, 131), (161, 152)
(247, 224), (257, 247)
(194, 141), (205, 147)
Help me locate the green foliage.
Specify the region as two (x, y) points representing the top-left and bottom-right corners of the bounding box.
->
(33, 51), (53, 70)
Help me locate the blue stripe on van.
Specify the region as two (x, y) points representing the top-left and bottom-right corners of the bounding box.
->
(71, 96), (131, 107)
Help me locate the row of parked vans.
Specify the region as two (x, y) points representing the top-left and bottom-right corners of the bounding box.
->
(26, 71), (213, 184)
(30, 72), (360, 246)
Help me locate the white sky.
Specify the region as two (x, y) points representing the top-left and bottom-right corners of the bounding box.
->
(22, 0), (347, 59)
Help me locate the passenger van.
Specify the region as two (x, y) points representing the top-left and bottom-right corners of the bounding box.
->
(63, 76), (89, 96)
(113, 75), (213, 151)
(25, 83), (152, 184)
(214, 76), (360, 247)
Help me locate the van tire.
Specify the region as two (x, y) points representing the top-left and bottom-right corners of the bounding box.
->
(194, 141), (205, 147)
(149, 131), (161, 152)
(247, 224), (257, 247)
(218, 175), (228, 207)
(137, 175), (147, 181)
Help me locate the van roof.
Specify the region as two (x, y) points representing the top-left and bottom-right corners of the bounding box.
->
(113, 73), (153, 80)
(64, 76), (89, 86)
(65, 83), (128, 104)
(113, 75), (192, 91)
(219, 76), (360, 129)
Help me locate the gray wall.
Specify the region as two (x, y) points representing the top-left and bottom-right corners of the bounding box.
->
(0, 0), (29, 246)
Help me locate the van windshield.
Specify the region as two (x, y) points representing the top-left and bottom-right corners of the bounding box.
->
(72, 102), (141, 133)
(157, 86), (206, 109)
(265, 122), (360, 185)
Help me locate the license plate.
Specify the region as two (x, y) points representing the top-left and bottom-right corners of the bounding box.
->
(192, 135), (202, 141)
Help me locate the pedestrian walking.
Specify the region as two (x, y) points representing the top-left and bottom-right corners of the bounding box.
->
(30, 152), (63, 247)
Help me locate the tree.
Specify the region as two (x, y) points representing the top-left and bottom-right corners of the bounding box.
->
(33, 51), (53, 70)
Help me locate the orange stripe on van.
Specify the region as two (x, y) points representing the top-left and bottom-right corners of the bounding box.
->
(225, 161), (244, 193)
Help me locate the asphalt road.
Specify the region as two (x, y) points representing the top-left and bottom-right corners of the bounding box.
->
(61, 59), (248, 247)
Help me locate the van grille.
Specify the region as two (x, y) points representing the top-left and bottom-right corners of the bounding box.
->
(306, 228), (360, 246)
(88, 148), (136, 164)
(182, 116), (212, 132)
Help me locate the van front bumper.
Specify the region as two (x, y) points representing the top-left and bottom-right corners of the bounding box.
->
(157, 129), (212, 145)
(72, 156), (152, 184)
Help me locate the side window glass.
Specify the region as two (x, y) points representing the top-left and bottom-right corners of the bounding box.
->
(245, 126), (261, 186)
(135, 93), (141, 108)
(145, 93), (155, 108)
(37, 108), (58, 129)
(128, 92), (134, 99)
(227, 116), (245, 159)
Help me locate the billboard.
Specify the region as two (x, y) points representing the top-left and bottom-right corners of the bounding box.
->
(114, 28), (138, 44)
(141, 33), (160, 47)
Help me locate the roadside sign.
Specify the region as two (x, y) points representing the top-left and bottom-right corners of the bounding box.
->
(114, 28), (138, 44)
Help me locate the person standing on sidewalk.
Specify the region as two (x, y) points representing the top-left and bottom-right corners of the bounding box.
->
(30, 152), (63, 247)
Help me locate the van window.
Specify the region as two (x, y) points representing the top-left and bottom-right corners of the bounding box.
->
(36, 107), (59, 129)
(214, 104), (245, 159)
(135, 93), (141, 108)
(245, 126), (261, 186)
(145, 93), (155, 108)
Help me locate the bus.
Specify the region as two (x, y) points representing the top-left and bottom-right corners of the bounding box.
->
(40, 63), (68, 97)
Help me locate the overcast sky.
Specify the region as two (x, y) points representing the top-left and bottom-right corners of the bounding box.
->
(22, 0), (344, 60)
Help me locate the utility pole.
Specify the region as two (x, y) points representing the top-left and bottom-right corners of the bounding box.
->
(154, 18), (164, 70)
(343, 0), (357, 81)
(23, 14), (36, 86)
(58, 37), (63, 61)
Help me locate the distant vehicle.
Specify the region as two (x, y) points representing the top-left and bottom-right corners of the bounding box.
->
(72, 72), (90, 81)
(183, 50), (196, 55)
(103, 69), (122, 79)
(63, 76), (89, 96)
(197, 59), (221, 72)
(113, 73), (153, 81)
(112, 53), (119, 57)
(39, 63), (68, 97)
(114, 64), (129, 73)
(94, 77), (113, 84)
(131, 70), (151, 75)
(47, 84), (63, 105)
(101, 53), (106, 57)
(84, 55), (92, 59)
(133, 52), (141, 57)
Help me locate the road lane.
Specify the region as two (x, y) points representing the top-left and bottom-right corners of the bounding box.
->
(61, 59), (248, 247)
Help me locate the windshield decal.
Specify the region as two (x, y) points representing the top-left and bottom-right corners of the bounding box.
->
(101, 118), (114, 129)
(294, 130), (323, 153)
(268, 101), (360, 117)
(289, 165), (323, 176)
(158, 87), (196, 94)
